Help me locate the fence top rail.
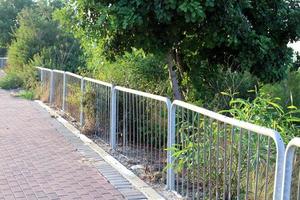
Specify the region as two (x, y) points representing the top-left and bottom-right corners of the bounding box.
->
(286, 137), (300, 150)
(0, 57), (7, 59)
(53, 69), (64, 74)
(84, 77), (112, 88)
(172, 100), (284, 142)
(65, 71), (82, 79)
(115, 86), (171, 104)
(36, 67), (52, 72)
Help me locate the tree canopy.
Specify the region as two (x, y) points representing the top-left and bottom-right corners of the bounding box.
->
(57, 0), (300, 99)
(7, 0), (85, 72)
(0, 0), (33, 55)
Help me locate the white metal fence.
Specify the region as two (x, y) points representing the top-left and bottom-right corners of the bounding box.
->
(168, 101), (285, 199)
(282, 138), (300, 200)
(0, 57), (8, 68)
(36, 67), (299, 200)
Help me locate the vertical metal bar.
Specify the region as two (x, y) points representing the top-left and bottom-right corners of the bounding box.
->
(149, 99), (154, 164)
(158, 102), (162, 172)
(208, 118), (213, 199)
(154, 100), (157, 170)
(202, 116), (206, 199)
(191, 111), (195, 200)
(297, 163), (300, 200)
(197, 114), (201, 200)
(254, 134), (261, 200)
(110, 86), (117, 149)
(237, 128), (242, 199)
(228, 126), (234, 199)
(216, 121), (220, 199)
(264, 137), (271, 200)
(41, 69), (44, 82)
(181, 107), (184, 196)
(223, 123), (227, 200)
(146, 98), (149, 164)
(282, 145), (296, 200)
(176, 107), (180, 192)
(62, 72), (66, 111)
(49, 70), (54, 104)
(123, 91), (126, 152)
(167, 102), (175, 190)
(185, 109), (189, 198)
(116, 90), (119, 147)
(136, 95), (139, 158)
(80, 77), (84, 127)
(245, 130), (252, 200)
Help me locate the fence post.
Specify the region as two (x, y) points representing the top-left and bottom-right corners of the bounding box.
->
(281, 147), (295, 200)
(40, 69), (44, 82)
(62, 72), (66, 111)
(110, 86), (117, 149)
(49, 70), (54, 104)
(80, 77), (85, 127)
(281, 138), (300, 200)
(167, 101), (175, 191)
(273, 133), (285, 200)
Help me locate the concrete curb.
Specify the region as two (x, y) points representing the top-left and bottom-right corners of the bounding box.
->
(35, 100), (165, 200)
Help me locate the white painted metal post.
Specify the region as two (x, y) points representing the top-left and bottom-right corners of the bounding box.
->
(110, 86), (117, 149)
(49, 70), (54, 104)
(40, 69), (44, 82)
(273, 134), (285, 200)
(281, 138), (300, 200)
(80, 77), (85, 127)
(167, 102), (175, 191)
(62, 72), (66, 111)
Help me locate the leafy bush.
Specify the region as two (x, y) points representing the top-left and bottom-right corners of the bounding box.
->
(221, 91), (300, 143)
(0, 73), (23, 89)
(185, 63), (258, 109)
(15, 90), (35, 100)
(261, 70), (300, 110)
(93, 48), (169, 95)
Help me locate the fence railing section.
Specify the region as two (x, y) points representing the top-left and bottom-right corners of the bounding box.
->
(37, 67), (52, 103)
(115, 86), (171, 184)
(64, 72), (83, 123)
(282, 138), (300, 200)
(83, 77), (112, 144)
(0, 57), (7, 68)
(52, 70), (64, 110)
(36, 67), (300, 200)
(168, 100), (285, 200)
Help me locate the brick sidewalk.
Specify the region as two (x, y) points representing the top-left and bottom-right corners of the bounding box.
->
(0, 89), (125, 200)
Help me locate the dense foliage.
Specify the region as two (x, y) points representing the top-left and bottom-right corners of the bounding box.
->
(57, 0), (300, 101)
(0, 0), (33, 55)
(261, 70), (300, 110)
(7, 1), (85, 72)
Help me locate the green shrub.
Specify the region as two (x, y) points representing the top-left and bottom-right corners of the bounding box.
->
(221, 91), (300, 143)
(16, 90), (35, 100)
(0, 73), (23, 89)
(261, 70), (300, 110)
(93, 48), (169, 95)
(186, 66), (258, 110)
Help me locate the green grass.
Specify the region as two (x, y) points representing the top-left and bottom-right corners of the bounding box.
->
(0, 73), (23, 89)
(16, 90), (35, 100)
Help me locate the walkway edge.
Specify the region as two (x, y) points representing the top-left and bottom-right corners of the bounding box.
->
(35, 100), (165, 200)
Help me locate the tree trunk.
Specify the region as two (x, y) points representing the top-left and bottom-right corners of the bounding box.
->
(167, 50), (183, 100)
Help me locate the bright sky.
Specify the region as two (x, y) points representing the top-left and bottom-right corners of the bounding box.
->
(288, 41), (300, 53)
